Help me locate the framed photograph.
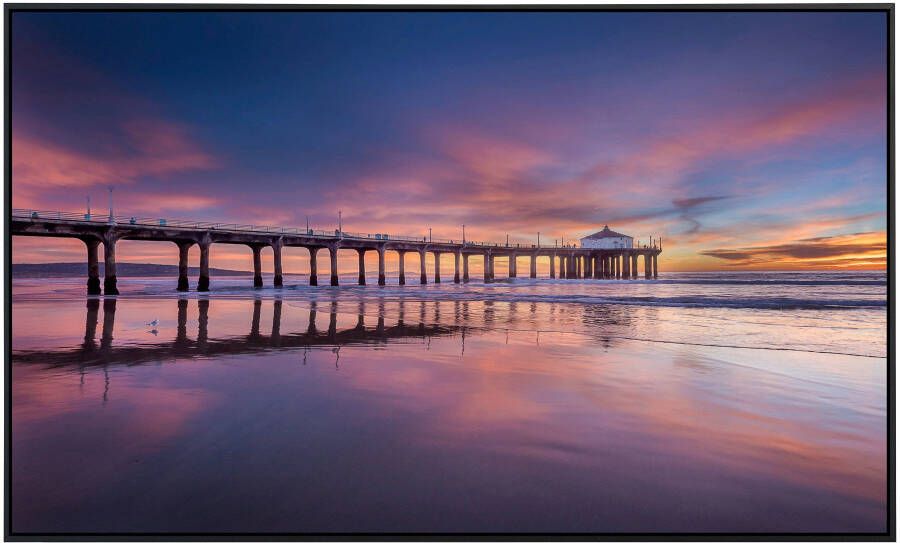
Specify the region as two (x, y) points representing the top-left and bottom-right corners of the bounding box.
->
(6, 3), (894, 540)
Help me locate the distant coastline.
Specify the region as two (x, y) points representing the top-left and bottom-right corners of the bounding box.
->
(10, 262), (304, 278)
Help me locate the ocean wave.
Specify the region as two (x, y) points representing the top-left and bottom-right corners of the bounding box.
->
(106, 283), (886, 311)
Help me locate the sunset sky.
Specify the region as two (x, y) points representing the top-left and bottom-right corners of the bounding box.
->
(12, 10), (888, 272)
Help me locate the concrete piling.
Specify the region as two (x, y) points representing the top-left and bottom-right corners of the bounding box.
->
(177, 242), (191, 291)
(357, 249), (367, 285)
(85, 238), (101, 295)
(530, 254), (537, 278)
(252, 245), (263, 288)
(433, 252), (441, 283)
(329, 245), (339, 286)
(378, 247), (386, 285)
(103, 236), (119, 295)
(398, 250), (406, 285)
(463, 253), (470, 283)
(198, 242), (211, 291)
(308, 247), (318, 286)
(273, 239), (283, 287)
(419, 249), (427, 284)
(454, 251), (461, 283)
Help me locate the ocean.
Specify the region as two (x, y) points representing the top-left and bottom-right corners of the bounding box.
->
(10, 271), (888, 533)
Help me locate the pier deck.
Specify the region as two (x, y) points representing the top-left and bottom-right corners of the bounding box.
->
(12, 209), (662, 295)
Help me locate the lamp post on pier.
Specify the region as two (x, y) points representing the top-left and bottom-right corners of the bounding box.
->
(107, 187), (115, 224)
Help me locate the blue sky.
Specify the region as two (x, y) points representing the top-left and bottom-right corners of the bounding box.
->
(12, 10), (888, 270)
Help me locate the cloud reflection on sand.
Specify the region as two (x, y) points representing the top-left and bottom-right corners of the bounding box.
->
(11, 293), (886, 533)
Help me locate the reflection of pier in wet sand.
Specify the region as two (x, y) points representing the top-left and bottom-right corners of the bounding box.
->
(15, 298), (471, 369)
(14, 296), (639, 370)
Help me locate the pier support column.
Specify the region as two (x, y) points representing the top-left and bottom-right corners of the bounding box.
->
(378, 246), (386, 286)
(419, 249), (427, 284)
(575, 255), (581, 278)
(309, 247), (319, 286)
(623, 253), (630, 279)
(273, 239), (283, 287)
(550, 254), (556, 278)
(485, 251), (493, 283)
(433, 252), (441, 283)
(198, 241), (211, 291)
(454, 251), (461, 283)
(398, 251), (406, 285)
(103, 236), (119, 295)
(584, 255), (591, 278)
(85, 238), (101, 295)
(615, 255), (621, 279)
(463, 253), (470, 283)
(593, 254), (601, 279)
(357, 249), (367, 285)
(644, 254), (651, 279)
(530, 254), (537, 278)
(252, 245), (263, 288)
(569, 254), (576, 279)
(177, 242), (191, 291)
(509, 254), (517, 278)
(329, 245), (339, 286)
(559, 256), (566, 279)
(652, 254), (658, 279)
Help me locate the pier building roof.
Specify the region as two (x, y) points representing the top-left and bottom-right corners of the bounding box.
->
(582, 225), (632, 240)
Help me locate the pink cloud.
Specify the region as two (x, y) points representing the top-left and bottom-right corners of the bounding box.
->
(580, 72), (885, 187)
(13, 120), (217, 193)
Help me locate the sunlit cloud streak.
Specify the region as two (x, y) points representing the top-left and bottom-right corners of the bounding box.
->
(10, 11), (888, 271)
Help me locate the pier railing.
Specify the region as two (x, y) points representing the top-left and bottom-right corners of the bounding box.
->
(12, 208), (571, 249)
